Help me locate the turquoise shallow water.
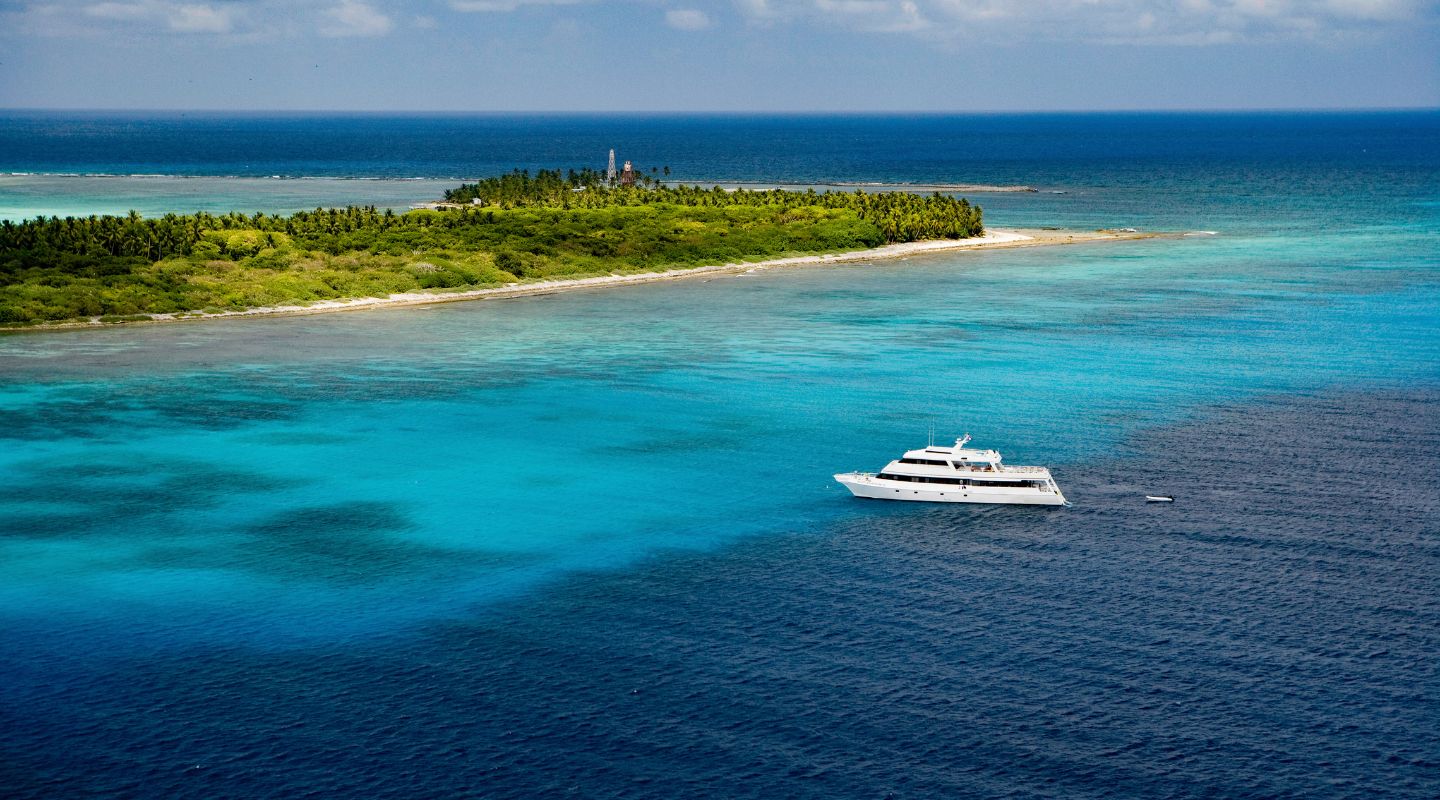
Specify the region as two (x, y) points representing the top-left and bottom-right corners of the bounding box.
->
(2, 224), (1436, 650)
(2, 113), (1438, 797)
(0, 174), (457, 223)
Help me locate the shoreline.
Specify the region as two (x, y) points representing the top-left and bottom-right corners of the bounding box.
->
(7, 228), (1158, 331)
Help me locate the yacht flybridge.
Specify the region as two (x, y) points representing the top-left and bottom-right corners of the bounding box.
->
(835, 435), (1068, 506)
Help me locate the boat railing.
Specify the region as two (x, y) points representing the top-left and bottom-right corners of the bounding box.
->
(945, 465), (1047, 474)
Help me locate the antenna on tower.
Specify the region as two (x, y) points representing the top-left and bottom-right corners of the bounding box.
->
(606, 149), (617, 184)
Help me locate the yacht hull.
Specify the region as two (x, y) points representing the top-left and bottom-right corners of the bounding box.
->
(835, 473), (1067, 506)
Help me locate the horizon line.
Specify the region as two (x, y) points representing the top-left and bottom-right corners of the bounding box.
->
(2, 106), (1438, 116)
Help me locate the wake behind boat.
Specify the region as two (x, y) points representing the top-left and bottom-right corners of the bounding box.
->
(835, 435), (1068, 506)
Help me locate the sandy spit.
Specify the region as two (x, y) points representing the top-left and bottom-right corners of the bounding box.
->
(14, 228), (1156, 331)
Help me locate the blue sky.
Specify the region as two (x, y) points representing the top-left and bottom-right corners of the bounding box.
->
(1, 0), (1437, 111)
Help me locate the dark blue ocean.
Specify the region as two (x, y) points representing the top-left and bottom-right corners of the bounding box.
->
(2, 112), (1438, 798)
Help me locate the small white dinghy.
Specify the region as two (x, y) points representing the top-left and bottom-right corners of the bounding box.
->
(1145, 495), (1174, 503)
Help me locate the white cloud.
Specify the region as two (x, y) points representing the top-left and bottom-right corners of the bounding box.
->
(883, 0), (927, 31)
(14, 0), (1437, 44)
(741, 0), (927, 33)
(169, 3), (234, 33)
(665, 8), (713, 29)
(729, 0), (1436, 43)
(815, 0), (889, 15)
(1321, 0), (1420, 20)
(319, 0), (392, 37)
(733, 0), (800, 24)
(734, 0), (772, 15)
(80, 1), (235, 33)
(813, 0), (927, 31)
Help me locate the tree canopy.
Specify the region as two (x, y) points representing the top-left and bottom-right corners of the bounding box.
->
(0, 174), (982, 326)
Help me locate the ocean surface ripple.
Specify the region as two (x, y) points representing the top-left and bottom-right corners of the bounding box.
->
(2, 391), (1436, 798)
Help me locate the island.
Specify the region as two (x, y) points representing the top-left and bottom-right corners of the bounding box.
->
(0, 169), (1139, 328)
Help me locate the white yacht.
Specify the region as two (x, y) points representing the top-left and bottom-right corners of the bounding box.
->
(835, 435), (1068, 506)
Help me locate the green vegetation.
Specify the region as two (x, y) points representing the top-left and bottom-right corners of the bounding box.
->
(442, 167), (661, 202)
(0, 170), (982, 326)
